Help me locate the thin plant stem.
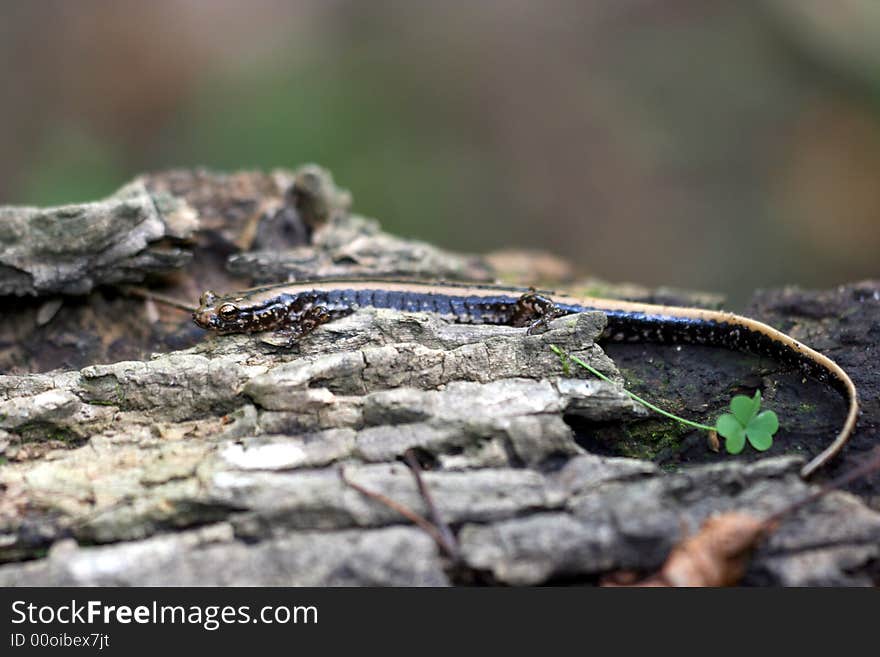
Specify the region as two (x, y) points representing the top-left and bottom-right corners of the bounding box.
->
(122, 286), (196, 313)
(550, 344), (715, 432)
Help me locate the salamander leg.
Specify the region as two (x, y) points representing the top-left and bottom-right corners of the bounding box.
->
(511, 292), (566, 335)
(274, 305), (333, 346)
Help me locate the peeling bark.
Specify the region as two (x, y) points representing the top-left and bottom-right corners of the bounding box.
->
(0, 181), (197, 296)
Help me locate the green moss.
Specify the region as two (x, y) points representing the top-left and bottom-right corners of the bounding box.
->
(15, 423), (79, 445)
(617, 363), (675, 398)
(609, 419), (690, 460)
(79, 376), (126, 407)
(621, 371), (646, 388)
(48, 428), (78, 443)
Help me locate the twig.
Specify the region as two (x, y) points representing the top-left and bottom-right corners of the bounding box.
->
(121, 286), (196, 313)
(403, 449), (460, 560)
(338, 466), (459, 560)
(763, 446), (880, 527)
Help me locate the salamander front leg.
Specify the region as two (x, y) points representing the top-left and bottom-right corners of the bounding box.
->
(511, 292), (567, 335)
(274, 305), (333, 346)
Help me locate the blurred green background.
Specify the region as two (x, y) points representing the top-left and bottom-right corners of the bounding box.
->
(2, 0), (879, 305)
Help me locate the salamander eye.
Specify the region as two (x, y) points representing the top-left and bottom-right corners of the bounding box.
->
(218, 303), (238, 319)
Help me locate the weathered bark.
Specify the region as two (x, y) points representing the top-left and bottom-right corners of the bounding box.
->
(0, 167), (878, 586)
(0, 181), (198, 296)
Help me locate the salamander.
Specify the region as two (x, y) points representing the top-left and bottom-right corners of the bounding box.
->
(192, 278), (860, 478)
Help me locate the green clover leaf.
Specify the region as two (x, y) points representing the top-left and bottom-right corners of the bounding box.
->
(715, 390), (779, 454)
(730, 392), (761, 426)
(715, 414), (746, 454)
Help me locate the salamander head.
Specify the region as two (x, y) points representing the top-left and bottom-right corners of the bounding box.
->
(193, 289), (292, 334)
(193, 290), (244, 333)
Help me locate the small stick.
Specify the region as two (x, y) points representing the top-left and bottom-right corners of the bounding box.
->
(403, 449), (460, 561)
(122, 286), (196, 313)
(763, 446), (880, 527)
(339, 467), (457, 559)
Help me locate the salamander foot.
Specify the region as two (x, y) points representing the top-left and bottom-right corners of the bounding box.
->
(512, 292), (566, 335)
(275, 305), (333, 346)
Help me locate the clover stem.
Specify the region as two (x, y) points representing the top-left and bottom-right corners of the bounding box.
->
(550, 345), (716, 432)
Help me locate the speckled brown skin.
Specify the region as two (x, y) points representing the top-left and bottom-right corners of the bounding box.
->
(193, 279), (859, 478)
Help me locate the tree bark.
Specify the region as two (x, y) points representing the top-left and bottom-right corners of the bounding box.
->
(0, 166), (877, 586)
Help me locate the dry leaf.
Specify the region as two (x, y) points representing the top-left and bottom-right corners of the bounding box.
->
(604, 512), (771, 587)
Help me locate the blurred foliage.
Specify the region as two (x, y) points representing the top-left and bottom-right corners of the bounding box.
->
(2, 1), (879, 305)
(173, 57), (505, 247)
(22, 128), (123, 206)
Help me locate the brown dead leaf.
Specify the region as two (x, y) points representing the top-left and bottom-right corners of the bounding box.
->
(603, 512), (772, 587)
